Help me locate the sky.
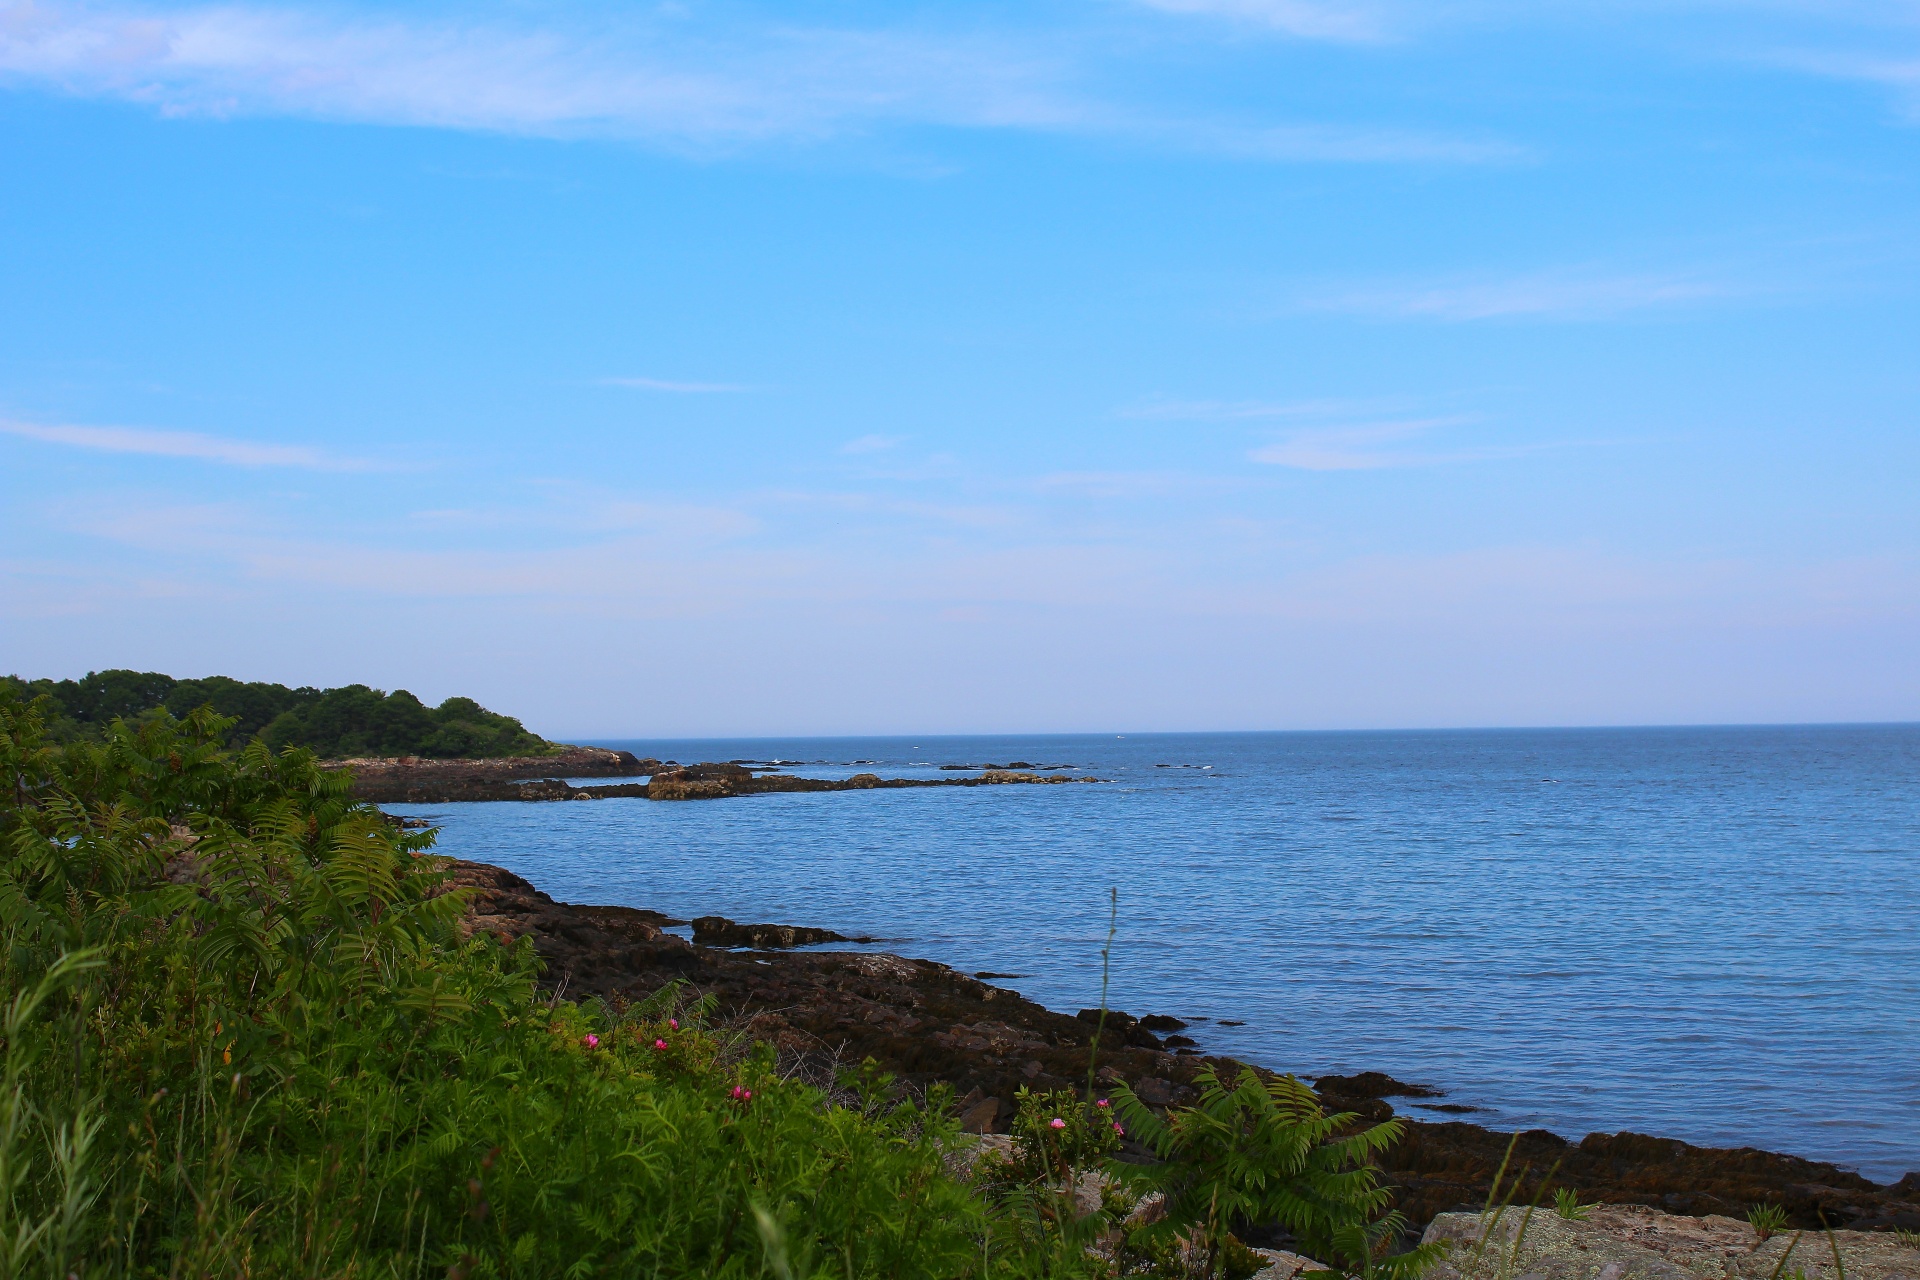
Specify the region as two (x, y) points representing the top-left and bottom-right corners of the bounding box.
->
(2, 0), (1918, 737)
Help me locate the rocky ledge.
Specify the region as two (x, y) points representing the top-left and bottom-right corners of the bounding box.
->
(359, 759), (1098, 804)
(440, 858), (1920, 1234)
(340, 747), (650, 801)
(1423, 1203), (1920, 1280)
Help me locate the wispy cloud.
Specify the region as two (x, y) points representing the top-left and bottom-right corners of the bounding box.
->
(1, 418), (367, 469)
(0, 2), (1083, 142)
(1764, 48), (1920, 118)
(600, 376), (750, 393)
(0, 1), (1516, 164)
(1133, 0), (1385, 43)
(1305, 269), (1730, 320)
(1124, 396), (1407, 421)
(1247, 415), (1501, 470)
(840, 434), (904, 454)
(1030, 470), (1247, 498)
(1160, 118), (1527, 164)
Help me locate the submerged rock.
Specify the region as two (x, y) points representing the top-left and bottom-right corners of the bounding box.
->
(1314, 1070), (1443, 1099)
(690, 916), (860, 948)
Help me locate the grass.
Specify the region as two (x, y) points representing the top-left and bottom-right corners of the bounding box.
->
(1551, 1188), (1590, 1222)
(0, 692), (1441, 1279)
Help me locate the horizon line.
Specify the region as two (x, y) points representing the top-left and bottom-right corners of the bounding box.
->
(565, 719), (1920, 743)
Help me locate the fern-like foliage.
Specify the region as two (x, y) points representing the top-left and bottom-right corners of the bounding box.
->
(1111, 1065), (1443, 1280)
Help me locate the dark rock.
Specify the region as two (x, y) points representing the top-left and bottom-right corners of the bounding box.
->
(343, 747), (655, 802)
(1163, 1034), (1199, 1048)
(1140, 1014), (1189, 1031)
(372, 763), (1104, 805)
(437, 858), (1920, 1235)
(1314, 1071), (1443, 1099)
(1075, 1009), (1166, 1049)
(1134, 1077), (1175, 1106)
(690, 916), (855, 948)
(1217, 1020), (1246, 1027)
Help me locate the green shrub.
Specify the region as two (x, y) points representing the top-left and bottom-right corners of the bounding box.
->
(1109, 1066), (1442, 1280)
(0, 689), (1446, 1280)
(995, 1087), (1126, 1188)
(0, 694), (986, 1276)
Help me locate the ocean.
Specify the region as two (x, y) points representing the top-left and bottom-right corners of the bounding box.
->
(385, 724), (1920, 1183)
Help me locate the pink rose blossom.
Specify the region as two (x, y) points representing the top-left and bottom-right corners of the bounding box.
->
(1049, 1118), (1066, 1130)
(669, 1019), (680, 1030)
(653, 1039), (668, 1051)
(1096, 1099), (1110, 1108)
(582, 1034), (600, 1049)
(1113, 1123), (1125, 1135)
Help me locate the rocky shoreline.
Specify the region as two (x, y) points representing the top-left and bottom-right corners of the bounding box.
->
(345, 753), (1099, 804)
(437, 858), (1919, 1236)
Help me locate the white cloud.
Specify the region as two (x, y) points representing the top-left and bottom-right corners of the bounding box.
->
(1247, 415), (1498, 469)
(599, 376), (750, 393)
(1764, 48), (1920, 117)
(1166, 118), (1527, 164)
(0, 418), (366, 469)
(1124, 396), (1405, 421)
(0, 1), (1517, 163)
(1306, 270), (1729, 320)
(840, 434), (904, 454)
(0, 2), (1084, 142)
(1133, 0), (1385, 42)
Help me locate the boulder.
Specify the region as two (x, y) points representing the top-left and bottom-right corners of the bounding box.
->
(1251, 1250), (1328, 1280)
(959, 1096), (1003, 1134)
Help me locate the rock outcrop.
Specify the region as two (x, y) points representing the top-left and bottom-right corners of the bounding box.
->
(344, 748), (655, 802)
(1378, 1122), (1918, 1232)
(436, 858), (1920, 1233)
(357, 760), (1102, 804)
(1422, 1204), (1920, 1280)
(690, 916), (864, 948)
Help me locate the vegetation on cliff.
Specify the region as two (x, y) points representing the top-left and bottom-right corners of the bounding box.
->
(1, 668), (556, 758)
(0, 690), (1422, 1278)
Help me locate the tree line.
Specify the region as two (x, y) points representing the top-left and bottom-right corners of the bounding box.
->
(0, 668), (557, 758)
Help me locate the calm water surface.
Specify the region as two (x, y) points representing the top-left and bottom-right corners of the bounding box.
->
(388, 726), (1920, 1182)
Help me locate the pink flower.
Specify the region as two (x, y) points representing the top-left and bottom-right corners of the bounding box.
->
(653, 1039), (668, 1051)
(729, 1085), (754, 1102)
(669, 1018), (680, 1030)
(1096, 1099), (1110, 1108)
(1049, 1118), (1066, 1130)
(1113, 1123), (1125, 1135)
(582, 1034), (600, 1049)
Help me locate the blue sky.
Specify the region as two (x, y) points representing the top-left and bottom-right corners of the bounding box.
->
(2, 0), (1917, 736)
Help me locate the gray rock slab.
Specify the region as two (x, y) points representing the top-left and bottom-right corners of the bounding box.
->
(1421, 1206), (1919, 1280)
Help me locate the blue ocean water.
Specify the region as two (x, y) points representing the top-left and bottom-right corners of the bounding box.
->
(387, 725), (1920, 1183)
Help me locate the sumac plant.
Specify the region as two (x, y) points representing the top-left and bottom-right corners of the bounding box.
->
(1109, 1066), (1444, 1280)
